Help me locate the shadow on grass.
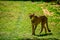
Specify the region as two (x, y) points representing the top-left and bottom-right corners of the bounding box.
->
(18, 33), (59, 40)
(35, 33), (53, 37)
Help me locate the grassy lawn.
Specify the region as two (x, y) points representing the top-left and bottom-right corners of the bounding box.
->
(0, 1), (60, 40)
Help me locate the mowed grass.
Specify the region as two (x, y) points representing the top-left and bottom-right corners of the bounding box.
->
(0, 1), (60, 40)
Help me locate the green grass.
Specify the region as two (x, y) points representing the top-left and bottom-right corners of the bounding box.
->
(0, 1), (60, 40)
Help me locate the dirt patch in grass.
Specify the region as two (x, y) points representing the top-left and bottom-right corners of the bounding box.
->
(41, 7), (53, 16)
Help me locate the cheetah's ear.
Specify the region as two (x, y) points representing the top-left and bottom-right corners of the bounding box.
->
(32, 13), (34, 16)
